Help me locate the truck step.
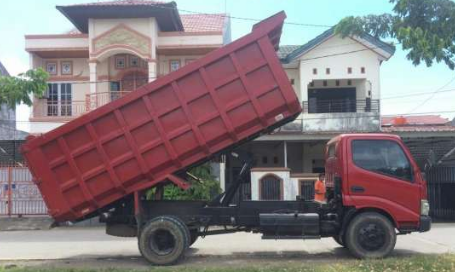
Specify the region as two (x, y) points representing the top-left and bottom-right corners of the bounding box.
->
(261, 235), (321, 240)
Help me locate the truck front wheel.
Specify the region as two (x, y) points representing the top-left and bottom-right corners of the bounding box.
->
(138, 216), (189, 265)
(345, 212), (396, 259)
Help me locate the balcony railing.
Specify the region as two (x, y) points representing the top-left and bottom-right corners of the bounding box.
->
(32, 99), (87, 119)
(32, 91), (131, 120)
(302, 99), (379, 114)
(86, 91), (131, 109)
(275, 99), (381, 133)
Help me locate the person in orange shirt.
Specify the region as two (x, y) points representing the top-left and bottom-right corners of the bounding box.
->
(314, 173), (326, 203)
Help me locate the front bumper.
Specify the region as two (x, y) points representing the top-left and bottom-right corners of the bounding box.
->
(419, 215), (432, 232)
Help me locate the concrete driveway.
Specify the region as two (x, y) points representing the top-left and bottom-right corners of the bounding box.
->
(0, 223), (453, 268)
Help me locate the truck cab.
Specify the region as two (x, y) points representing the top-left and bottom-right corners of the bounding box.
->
(325, 134), (431, 257)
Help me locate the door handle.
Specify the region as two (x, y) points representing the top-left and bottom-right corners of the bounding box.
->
(351, 185), (365, 193)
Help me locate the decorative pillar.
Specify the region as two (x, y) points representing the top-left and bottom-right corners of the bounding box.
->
(89, 61), (97, 109)
(284, 141), (288, 168)
(148, 60), (157, 82)
(299, 60), (309, 112)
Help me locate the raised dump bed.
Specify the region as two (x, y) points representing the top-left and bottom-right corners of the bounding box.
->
(22, 11), (301, 222)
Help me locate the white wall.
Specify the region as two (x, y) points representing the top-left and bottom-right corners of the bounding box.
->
(158, 54), (203, 76)
(251, 169), (295, 200)
(296, 35), (382, 102)
(280, 35), (385, 132)
(91, 18), (152, 38)
(157, 35), (223, 48)
(25, 37), (88, 50)
(250, 169), (318, 201)
(284, 68), (300, 101)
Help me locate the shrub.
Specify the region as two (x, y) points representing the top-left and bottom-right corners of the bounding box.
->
(146, 163), (221, 201)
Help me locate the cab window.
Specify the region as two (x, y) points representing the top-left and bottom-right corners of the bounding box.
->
(352, 140), (413, 181)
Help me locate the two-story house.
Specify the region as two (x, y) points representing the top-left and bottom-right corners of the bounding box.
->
(25, 0), (230, 134)
(226, 28), (395, 201)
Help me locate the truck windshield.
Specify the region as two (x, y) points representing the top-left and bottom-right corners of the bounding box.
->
(352, 140), (413, 181)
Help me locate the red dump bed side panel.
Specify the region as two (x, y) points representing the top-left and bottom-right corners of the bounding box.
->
(21, 12), (301, 222)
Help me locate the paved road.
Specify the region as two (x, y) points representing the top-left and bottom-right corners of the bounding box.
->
(0, 223), (454, 268)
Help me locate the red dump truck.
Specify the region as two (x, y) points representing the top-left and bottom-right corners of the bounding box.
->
(22, 12), (430, 266)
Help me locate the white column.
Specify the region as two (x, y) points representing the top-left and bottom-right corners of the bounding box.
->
(148, 61), (157, 82)
(89, 62), (97, 109)
(284, 141), (288, 168)
(219, 161), (226, 192)
(299, 60), (310, 115)
(299, 60), (308, 104)
(149, 17), (158, 83)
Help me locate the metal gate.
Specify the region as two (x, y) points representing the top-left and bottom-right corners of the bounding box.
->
(426, 166), (455, 221)
(299, 180), (315, 201)
(259, 174), (283, 200)
(0, 165), (47, 216)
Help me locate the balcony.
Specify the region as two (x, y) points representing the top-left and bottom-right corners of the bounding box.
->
(278, 99), (381, 133)
(302, 99), (379, 114)
(31, 91), (131, 121)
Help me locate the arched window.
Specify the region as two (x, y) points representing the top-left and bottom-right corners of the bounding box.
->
(259, 174), (283, 200)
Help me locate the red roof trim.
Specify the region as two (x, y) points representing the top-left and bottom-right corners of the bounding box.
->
(381, 125), (455, 132)
(67, 0), (167, 7)
(25, 34), (88, 39)
(381, 115), (449, 126)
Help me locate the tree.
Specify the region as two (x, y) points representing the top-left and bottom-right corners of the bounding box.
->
(335, 0), (455, 69)
(0, 68), (49, 110)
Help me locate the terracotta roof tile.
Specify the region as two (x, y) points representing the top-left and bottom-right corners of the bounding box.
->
(381, 115), (449, 126)
(381, 125), (455, 133)
(69, 0), (166, 7)
(61, 10), (226, 34)
(180, 14), (226, 33)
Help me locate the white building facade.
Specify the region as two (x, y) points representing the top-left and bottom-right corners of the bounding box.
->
(280, 28), (394, 132)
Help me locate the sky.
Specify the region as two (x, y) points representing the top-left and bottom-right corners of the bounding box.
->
(1, 0), (455, 128)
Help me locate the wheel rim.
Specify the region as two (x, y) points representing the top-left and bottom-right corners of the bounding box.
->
(149, 229), (176, 256)
(357, 223), (386, 251)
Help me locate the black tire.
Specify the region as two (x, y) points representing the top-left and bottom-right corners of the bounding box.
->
(138, 216), (190, 265)
(166, 216), (191, 248)
(189, 228), (199, 246)
(345, 212), (396, 259)
(333, 235), (346, 247)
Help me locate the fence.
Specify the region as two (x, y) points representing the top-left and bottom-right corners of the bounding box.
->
(426, 166), (455, 221)
(32, 91), (132, 119)
(302, 99), (380, 114)
(0, 164), (47, 216)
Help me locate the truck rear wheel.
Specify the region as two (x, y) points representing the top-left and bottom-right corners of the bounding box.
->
(138, 216), (190, 265)
(345, 212), (396, 259)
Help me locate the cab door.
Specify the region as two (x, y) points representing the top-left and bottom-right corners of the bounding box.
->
(346, 137), (421, 225)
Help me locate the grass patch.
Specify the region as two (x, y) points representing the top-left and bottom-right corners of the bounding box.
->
(1, 254), (455, 272)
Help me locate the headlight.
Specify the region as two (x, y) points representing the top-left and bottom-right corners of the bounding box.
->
(421, 199), (430, 216)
